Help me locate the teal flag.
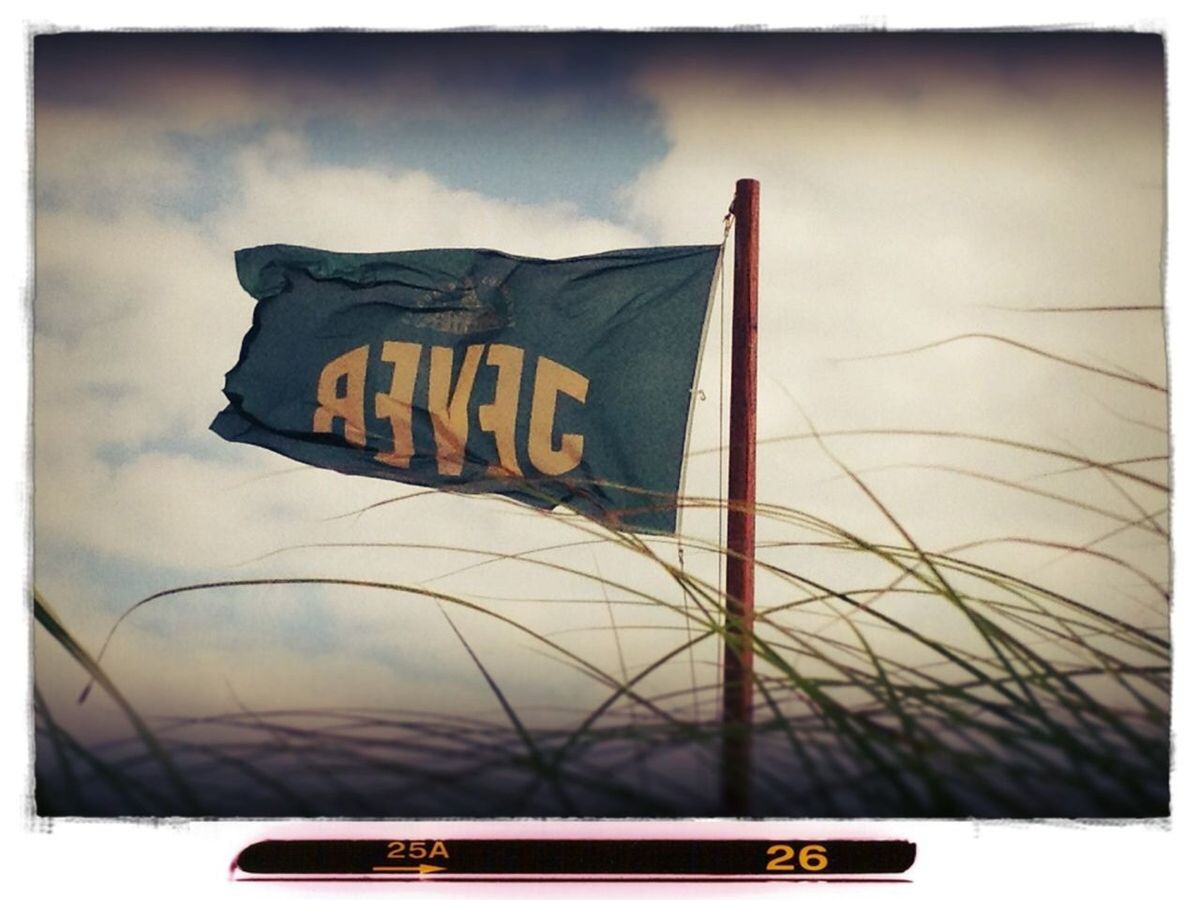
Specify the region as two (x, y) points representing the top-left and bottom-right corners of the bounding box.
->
(212, 243), (721, 533)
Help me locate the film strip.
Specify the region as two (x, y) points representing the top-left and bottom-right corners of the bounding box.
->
(233, 838), (916, 882)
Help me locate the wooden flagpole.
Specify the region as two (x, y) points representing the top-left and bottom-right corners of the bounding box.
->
(721, 178), (759, 816)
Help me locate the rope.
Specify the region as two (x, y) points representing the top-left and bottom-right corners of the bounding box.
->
(676, 205), (734, 724)
(718, 203), (732, 708)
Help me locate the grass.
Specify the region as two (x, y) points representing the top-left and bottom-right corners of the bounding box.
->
(32, 320), (1170, 818)
(32, 475), (1169, 816)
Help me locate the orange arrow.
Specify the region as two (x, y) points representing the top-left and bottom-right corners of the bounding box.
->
(371, 864), (447, 875)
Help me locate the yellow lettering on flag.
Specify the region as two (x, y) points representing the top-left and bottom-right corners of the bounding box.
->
(428, 344), (484, 476)
(529, 357), (589, 476)
(478, 343), (525, 477)
(373, 341), (422, 468)
(314, 345), (369, 446)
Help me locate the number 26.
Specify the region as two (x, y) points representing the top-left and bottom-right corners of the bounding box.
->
(766, 843), (828, 872)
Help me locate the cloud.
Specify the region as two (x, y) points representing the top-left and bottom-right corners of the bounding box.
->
(217, 131), (644, 255)
(623, 47), (1166, 439)
(35, 110), (197, 215)
(613, 43), (1169, 617)
(33, 116), (647, 579)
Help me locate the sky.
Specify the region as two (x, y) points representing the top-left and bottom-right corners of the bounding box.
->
(11, 12), (1198, 892)
(30, 28), (1168, 720)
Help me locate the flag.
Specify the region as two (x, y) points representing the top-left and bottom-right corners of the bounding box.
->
(211, 243), (721, 533)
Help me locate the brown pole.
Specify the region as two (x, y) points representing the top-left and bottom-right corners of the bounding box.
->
(721, 178), (759, 816)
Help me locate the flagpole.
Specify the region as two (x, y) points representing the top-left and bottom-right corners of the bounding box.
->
(721, 177), (759, 816)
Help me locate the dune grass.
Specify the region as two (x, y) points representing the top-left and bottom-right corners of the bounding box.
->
(32, 449), (1169, 817)
(32, 314), (1170, 818)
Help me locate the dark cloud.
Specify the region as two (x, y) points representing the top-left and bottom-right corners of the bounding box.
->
(34, 30), (1162, 105)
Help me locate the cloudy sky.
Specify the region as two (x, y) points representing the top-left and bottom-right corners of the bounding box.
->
(25, 29), (1174, 817)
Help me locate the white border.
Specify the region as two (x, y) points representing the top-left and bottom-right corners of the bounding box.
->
(8, 5), (1195, 898)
